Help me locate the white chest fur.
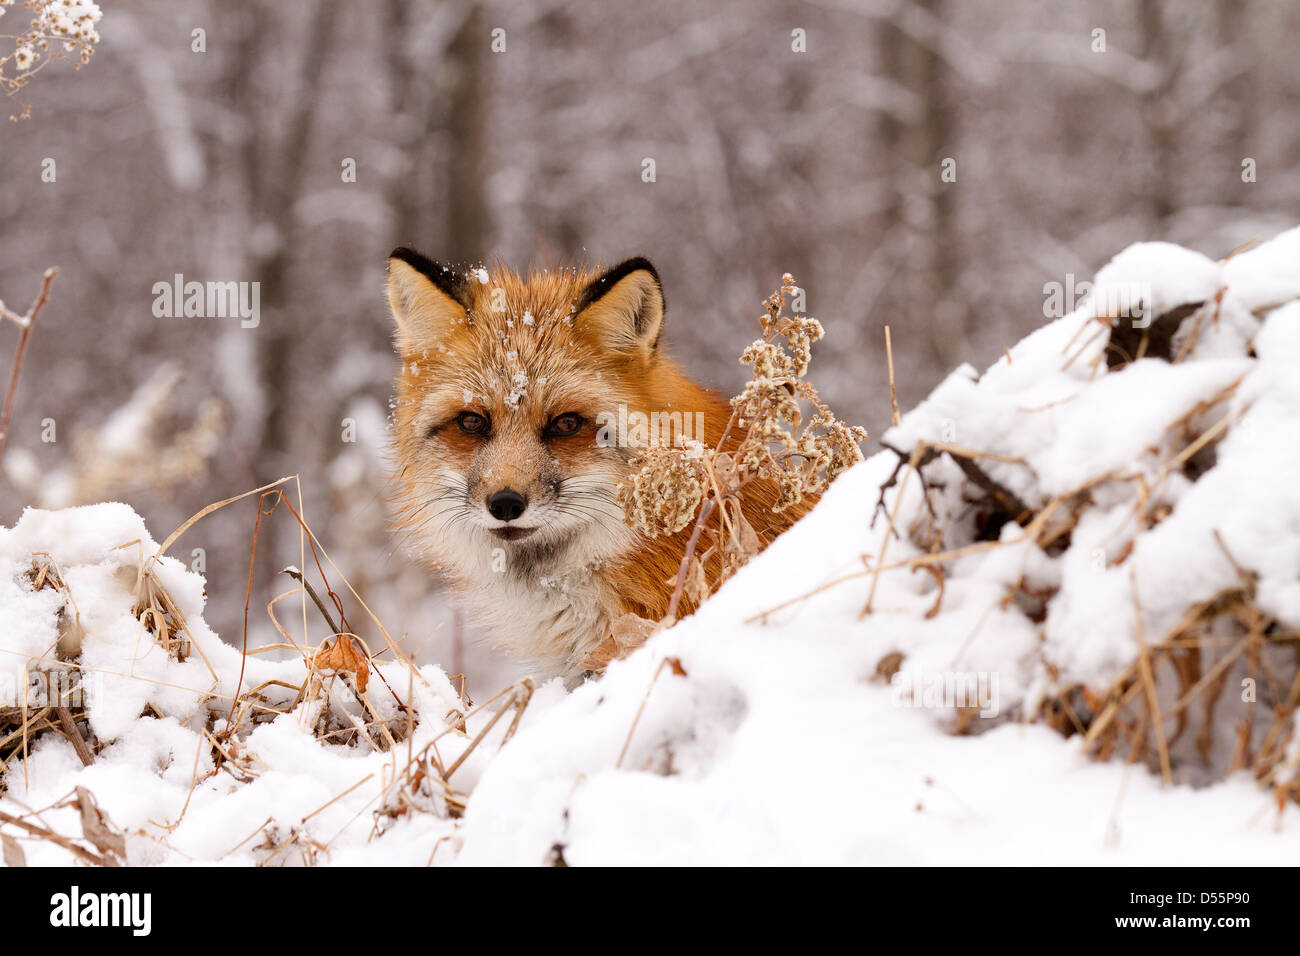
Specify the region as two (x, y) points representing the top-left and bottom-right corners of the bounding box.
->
(450, 541), (622, 677)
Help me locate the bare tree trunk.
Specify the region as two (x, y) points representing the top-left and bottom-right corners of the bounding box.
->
(1216, 0), (1253, 208)
(876, 0), (959, 370)
(383, 0), (449, 246)
(775, 0), (815, 302)
(252, 1), (339, 487)
(916, 0), (958, 369)
(222, 0), (340, 587)
(536, 6), (582, 260)
(1139, 0), (1177, 227)
(443, 5), (492, 259)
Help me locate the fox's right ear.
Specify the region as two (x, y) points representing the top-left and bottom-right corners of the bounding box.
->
(386, 247), (470, 353)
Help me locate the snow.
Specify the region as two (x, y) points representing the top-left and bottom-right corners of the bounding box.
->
(453, 452), (1297, 865)
(3, 226), (1300, 865)
(1089, 240), (1220, 322)
(1223, 232), (1300, 313)
(503, 370), (528, 410)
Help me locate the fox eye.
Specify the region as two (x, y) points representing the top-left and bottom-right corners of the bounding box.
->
(545, 412), (584, 438)
(456, 411), (490, 436)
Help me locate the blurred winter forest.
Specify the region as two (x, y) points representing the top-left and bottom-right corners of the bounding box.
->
(1, 0), (1296, 693)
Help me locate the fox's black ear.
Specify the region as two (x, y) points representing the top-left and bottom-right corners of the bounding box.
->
(386, 247), (471, 353)
(575, 257), (665, 359)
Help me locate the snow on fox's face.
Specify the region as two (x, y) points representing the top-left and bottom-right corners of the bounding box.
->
(386, 251), (666, 576)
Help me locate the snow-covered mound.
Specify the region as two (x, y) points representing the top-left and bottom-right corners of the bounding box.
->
(3, 226), (1299, 865)
(0, 504), (563, 865)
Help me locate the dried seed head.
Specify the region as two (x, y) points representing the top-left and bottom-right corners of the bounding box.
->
(618, 444), (708, 537)
(618, 271), (868, 610)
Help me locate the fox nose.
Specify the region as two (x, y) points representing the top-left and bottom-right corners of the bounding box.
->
(486, 488), (527, 522)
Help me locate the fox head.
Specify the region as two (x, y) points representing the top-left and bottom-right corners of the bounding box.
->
(386, 248), (704, 581)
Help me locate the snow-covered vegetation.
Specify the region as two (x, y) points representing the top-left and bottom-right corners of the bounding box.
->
(3, 227), (1298, 865)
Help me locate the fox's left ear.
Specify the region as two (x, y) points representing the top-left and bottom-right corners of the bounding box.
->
(574, 258), (665, 360)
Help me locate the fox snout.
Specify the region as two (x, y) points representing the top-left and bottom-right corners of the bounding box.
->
(482, 486), (540, 541)
(481, 486), (538, 541)
(486, 488), (528, 522)
(473, 458), (554, 531)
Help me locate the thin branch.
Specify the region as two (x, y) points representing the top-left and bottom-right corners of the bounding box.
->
(0, 808), (110, 867)
(54, 706), (94, 768)
(0, 267), (58, 460)
(1130, 564), (1173, 784)
(885, 325), (901, 427)
(665, 497), (717, 621)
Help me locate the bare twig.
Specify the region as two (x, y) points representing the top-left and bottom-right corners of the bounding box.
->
(0, 809), (110, 867)
(1130, 565), (1172, 784)
(617, 657), (686, 768)
(665, 497), (717, 621)
(54, 706), (93, 767)
(282, 566), (342, 634)
(0, 267), (58, 460)
(861, 445), (920, 616)
(885, 325), (901, 427)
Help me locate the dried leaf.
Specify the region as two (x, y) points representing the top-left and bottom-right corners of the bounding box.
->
(714, 453), (741, 493)
(874, 651), (905, 682)
(727, 507), (762, 559)
(910, 563), (945, 619)
(684, 557), (709, 606)
(75, 786), (125, 865)
(665, 657), (688, 677)
(312, 634), (370, 693)
(609, 613), (659, 650)
(2, 833), (25, 868)
(57, 609), (85, 660)
(579, 635), (619, 672)
(580, 613), (661, 672)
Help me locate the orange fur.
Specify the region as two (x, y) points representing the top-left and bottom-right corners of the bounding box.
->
(386, 251), (811, 679)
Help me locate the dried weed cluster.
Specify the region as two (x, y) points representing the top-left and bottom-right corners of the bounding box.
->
(732, 275), (868, 511)
(0, 0), (102, 120)
(618, 273), (867, 614)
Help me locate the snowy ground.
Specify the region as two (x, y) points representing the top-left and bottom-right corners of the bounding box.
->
(3, 227), (1300, 865)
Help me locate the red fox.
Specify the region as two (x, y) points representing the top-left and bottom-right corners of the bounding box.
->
(386, 249), (811, 679)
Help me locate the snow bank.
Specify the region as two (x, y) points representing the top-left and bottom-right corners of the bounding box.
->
(3, 227), (1300, 865)
(0, 503), (542, 865)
